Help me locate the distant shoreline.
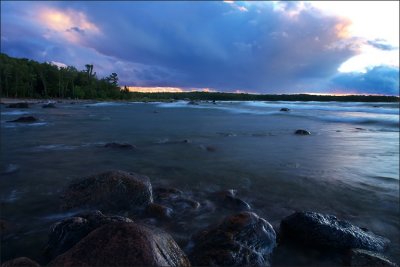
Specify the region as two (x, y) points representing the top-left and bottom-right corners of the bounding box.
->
(1, 93), (399, 104)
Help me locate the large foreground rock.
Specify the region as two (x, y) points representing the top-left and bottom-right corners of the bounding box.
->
(280, 211), (390, 252)
(61, 170), (153, 212)
(343, 249), (398, 267)
(1, 257), (40, 267)
(48, 222), (191, 267)
(188, 212), (276, 266)
(44, 210), (132, 261)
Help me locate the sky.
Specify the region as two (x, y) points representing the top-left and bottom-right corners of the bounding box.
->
(1, 1), (399, 95)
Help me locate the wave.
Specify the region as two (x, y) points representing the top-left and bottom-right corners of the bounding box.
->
(86, 102), (128, 107)
(303, 114), (399, 127)
(30, 142), (106, 152)
(242, 101), (399, 115)
(157, 101), (399, 128)
(2, 122), (48, 128)
(1, 110), (30, 116)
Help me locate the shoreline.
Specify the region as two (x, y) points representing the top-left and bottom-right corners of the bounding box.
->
(1, 96), (399, 104)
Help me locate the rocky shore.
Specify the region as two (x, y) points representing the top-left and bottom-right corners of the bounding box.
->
(1, 170), (397, 267)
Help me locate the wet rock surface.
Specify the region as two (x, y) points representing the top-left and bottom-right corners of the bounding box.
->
(145, 203), (173, 219)
(104, 142), (136, 149)
(48, 222), (191, 267)
(213, 189), (251, 211)
(188, 211), (276, 266)
(294, 129), (311, 135)
(6, 103), (29, 108)
(44, 210), (132, 262)
(343, 249), (398, 267)
(153, 187), (201, 217)
(280, 211), (390, 252)
(61, 170), (153, 212)
(7, 116), (38, 123)
(1, 257), (40, 267)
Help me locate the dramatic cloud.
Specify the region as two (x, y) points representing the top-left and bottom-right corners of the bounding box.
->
(1, 1), (398, 94)
(331, 66), (399, 95)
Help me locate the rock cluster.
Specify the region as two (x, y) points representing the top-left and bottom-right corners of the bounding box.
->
(3, 171), (397, 267)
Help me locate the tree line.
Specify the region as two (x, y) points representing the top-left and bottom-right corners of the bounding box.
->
(0, 53), (398, 102)
(0, 53), (130, 99)
(130, 91), (399, 102)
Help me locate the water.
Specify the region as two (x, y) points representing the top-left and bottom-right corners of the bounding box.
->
(1, 100), (399, 265)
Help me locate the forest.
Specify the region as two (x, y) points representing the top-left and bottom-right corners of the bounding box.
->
(0, 53), (398, 102)
(0, 53), (129, 99)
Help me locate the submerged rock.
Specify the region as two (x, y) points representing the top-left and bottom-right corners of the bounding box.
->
(44, 210), (132, 262)
(48, 222), (191, 267)
(42, 103), (56, 108)
(189, 212), (276, 266)
(104, 142), (136, 149)
(7, 116), (38, 123)
(187, 101), (199, 105)
(280, 211), (390, 252)
(280, 108), (290, 112)
(153, 187), (200, 215)
(61, 170), (153, 212)
(343, 249), (398, 267)
(6, 102), (29, 108)
(1, 257), (40, 267)
(294, 129), (311, 135)
(213, 189), (251, 211)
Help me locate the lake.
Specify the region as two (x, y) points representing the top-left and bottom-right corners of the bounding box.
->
(1, 100), (399, 265)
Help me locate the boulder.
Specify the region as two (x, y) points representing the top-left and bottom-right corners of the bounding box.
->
(213, 189), (251, 210)
(6, 103), (29, 108)
(7, 116), (38, 123)
(1, 257), (40, 267)
(280, 108), (290, 112)
(280, 211), (390, 252)
(104, 142), (136, 149)
(146, 203), (173, 219)
(61, 170), (153, 212)
(294, 129), (311, 135)
(188, 212), (276, 266)
(343, 249), (398, 267)
(153, 187), (200, 215)
(48, 222), (191, 267)
(44, 210), (133, 261)
(42, 103), (56, 108)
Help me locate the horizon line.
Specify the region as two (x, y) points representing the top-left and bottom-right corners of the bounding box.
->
(122, 86), (399, 97)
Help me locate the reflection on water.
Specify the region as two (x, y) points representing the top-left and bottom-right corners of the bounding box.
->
(0, 101), (399, 264)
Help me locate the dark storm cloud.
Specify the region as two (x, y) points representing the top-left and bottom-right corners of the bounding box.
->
(331, 66), (399, 95)
(1, 1), (397, 94)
